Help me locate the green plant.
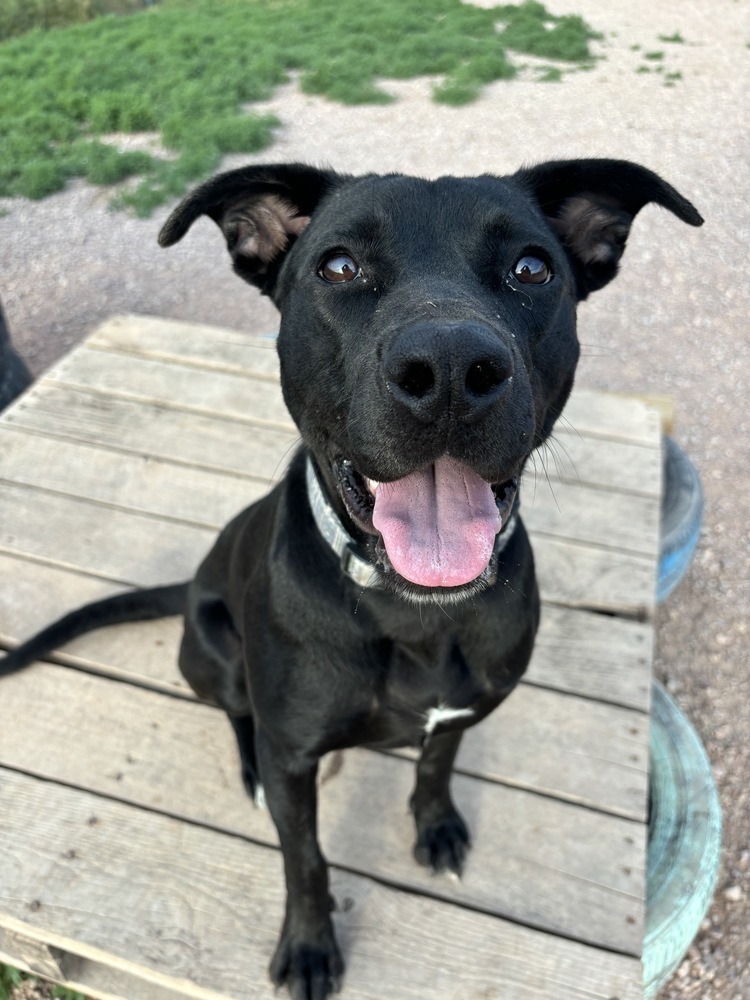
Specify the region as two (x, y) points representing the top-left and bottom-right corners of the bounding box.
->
(658, 32), (685, 44)
(0, 963), (87, 1000)
(0, 0), (600, 214)
(0, 0), (152, 39)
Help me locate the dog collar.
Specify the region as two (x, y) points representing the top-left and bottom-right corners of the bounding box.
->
(306, 456), (383, 589)
(305, 455), (519, 592)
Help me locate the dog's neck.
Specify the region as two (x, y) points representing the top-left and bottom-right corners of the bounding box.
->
(305, 455), (519, 594)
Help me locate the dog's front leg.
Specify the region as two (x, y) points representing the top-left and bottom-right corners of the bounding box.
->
(410, 728), (470, 877)
(256, 729), (343, 999)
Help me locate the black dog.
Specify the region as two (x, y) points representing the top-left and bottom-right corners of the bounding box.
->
(1, 160), (702, 998)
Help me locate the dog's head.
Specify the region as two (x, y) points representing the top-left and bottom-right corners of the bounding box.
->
(160, 160), (701, 601)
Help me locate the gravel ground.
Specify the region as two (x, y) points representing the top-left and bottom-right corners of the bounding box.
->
(2, 1), (748, 997)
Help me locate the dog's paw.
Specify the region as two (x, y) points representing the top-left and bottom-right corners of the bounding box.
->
(270, 922), (344, 1000)
(413, 806), (471, 877)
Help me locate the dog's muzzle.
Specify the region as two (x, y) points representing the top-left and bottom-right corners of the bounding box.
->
(306, 456), (518, 595)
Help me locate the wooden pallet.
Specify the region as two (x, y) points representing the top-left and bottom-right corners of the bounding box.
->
(0, 315), (663, 999)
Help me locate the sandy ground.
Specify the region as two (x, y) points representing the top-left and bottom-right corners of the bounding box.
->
(1, 1), (748, 997)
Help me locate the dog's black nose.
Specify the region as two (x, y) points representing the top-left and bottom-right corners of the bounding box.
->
(384, 323), (513, 424)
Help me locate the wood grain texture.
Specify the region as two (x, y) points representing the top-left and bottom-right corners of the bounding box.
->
(0, 770), (643, 1000)
(0, 425), (268, 528)
(89, 314), (282, 378)
(46, 347), (295, 429)
(529, 604), (653, 712)
(3, 382), (299, 479)
(0, 480), (214, 585)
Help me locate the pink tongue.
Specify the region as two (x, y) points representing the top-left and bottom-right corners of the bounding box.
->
(371, 457), (501, 587)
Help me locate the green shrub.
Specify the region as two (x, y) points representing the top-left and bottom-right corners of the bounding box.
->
(0, 0), (600, 213)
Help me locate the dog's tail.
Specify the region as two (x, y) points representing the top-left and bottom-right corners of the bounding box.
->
(0, 583), (189, 677)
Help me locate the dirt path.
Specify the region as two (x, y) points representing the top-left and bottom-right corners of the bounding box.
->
(2, 2), (748, 996)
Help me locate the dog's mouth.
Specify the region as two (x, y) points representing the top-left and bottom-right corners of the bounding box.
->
(335, 456), (518, 590)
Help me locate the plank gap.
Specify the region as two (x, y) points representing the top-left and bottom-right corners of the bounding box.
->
(521, 676), (651, 714)
(0, 477), (228, 533)
(395, 754), (648, 823)
(0, 422), (285, 486)
(0, 545), (140, 589)
(524, 527), (656, 561)
(43, 377), (296, 434)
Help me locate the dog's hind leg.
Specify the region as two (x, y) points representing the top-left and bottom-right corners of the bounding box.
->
(178, 591), (265, 803)
(179, 589), (248, 709)
(410, 728), (470, 877)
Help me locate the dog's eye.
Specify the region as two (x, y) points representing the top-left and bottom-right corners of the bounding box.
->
(513, 256), (551, 285)
(319, 253), (361, 283)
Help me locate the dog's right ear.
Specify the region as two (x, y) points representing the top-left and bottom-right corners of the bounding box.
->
(158, 164), (341, 293)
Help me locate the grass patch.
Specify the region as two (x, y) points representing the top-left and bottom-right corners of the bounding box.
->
(658, 32), (685, 44)
(537, 65), (563, 82)
(0, 0), (151, 40)
(0, 0), (600, 214)
(0, 963), (85, 1000)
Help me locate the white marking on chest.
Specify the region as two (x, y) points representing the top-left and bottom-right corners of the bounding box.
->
(423, 704), (475, 735)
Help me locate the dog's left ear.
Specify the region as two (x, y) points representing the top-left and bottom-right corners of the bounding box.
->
(158, 163), (342, 293)
(515, 159), (703, 299)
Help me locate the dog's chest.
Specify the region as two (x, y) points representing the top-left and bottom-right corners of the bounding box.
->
(369, 638), (491, 746)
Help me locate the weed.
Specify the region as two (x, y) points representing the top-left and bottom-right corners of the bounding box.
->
(643, 50), (665, 60)
(658, 32), (685, 44)
(0, 962), (86, 1000)
(0, 0), (600, 214)
(537, 65), (563, 82)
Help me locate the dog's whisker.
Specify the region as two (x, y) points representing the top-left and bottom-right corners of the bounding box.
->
(531, 441), (563, 513)
(272, 435), (303, 483)
(545, 434), (581, 485)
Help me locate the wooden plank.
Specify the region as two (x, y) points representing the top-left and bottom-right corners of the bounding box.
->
(521, 479), (660, 556)
(533, 536), (656, 618)
(89, 314), (281, 378)
(0, 655), (647, 819)
(45, 347), (294, 430)
(0, 552), (186, 682)
(557, 390), (661, 446)
(0, 770), (643, 1000)
(0, 482), (214, 586)
(611, 392), (675, 435)
(0, 915), (229, 1000)
(0, 426), (267, 527)
(525, 431), (661, 496)
(529, 604), (653, 712)
(0, 666), (645, 953)
(456, 684), (649, 819)
(3, 383), (299, 480)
